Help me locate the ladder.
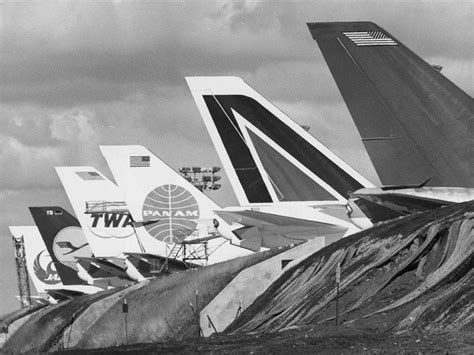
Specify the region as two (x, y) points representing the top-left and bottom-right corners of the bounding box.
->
(167, 243), (183, 260)
(158, 243), (184, 273)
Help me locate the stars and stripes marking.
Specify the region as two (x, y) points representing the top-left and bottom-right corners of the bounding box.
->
(343, 31), (398, 46)
(76, 171), (104, 180)
(130, 155), (150, 167)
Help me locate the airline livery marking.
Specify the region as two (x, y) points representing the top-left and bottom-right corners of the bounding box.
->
(87, 212), (136, 239)
(53, 226), (94, 264)
(142, 184), (200, 243)
(33, 250), (61, 284)
(130, 155), (150, 167)
(343, 31), (397, 46)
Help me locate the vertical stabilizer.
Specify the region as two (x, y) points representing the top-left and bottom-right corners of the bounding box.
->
(55, 167), (148, 257)
(308, 22), (474, 187)
(29, 206), (113, 283)
(100, 145), (220, 237)
(100, 145), (251, 261)
(29, 207), (91, 285)
(186, 76), (373, 206)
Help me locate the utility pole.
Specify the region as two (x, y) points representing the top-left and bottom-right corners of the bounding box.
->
(335, 262), (341, 327)
(122, 298), (128, 345)
(195, 289), (200, 338)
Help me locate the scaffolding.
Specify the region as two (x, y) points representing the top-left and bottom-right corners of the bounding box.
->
(157, 231), (217, 273)
(169, 238), (209, 262)
(12, 234), (31, 308)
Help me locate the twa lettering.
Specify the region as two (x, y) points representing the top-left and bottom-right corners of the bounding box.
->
(90, 213), (134, 228)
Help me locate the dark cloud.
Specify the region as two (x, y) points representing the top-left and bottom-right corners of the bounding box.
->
(1, 1), (472, 106)
(243, 60), (343, 103)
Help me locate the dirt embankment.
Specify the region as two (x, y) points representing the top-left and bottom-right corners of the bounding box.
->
(2, 246), (287, 353)
(69, 247), (286, 350)
(4, 288), (121, 353)
(227, 201), (474, 336)
(60, 326), (474, 354)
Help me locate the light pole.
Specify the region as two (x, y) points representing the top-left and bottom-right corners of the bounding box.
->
(335, 262), (341, 327)
(122, 298), (128, 345)
(179, 166), (222, 191)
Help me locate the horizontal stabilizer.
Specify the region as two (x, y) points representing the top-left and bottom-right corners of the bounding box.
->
(125, 252), (199, 271)
(76, 256), (131, 279)
(45, 284), (103, 301)
(216, 209), (345, 232)
(215, 209), (346, 251)
(380, 178), (432, 191)
(56, 166), (145, 257)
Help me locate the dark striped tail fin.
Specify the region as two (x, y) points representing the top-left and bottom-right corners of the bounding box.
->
(29, 207), (91, 285)
(186, 76), (373, 206)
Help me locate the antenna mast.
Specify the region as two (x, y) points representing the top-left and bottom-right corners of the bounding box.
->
(12, 234), (32, 308)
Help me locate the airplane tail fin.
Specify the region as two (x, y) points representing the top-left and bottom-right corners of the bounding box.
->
(55, 167), (144, 257)
(186, 76), (373, 206)
(99, 145), (221, 243)
(28, 207), (90, 286)
(9, 226), (64, 293)
(307, 21), (474, 187)
(100, 145), (251, 261)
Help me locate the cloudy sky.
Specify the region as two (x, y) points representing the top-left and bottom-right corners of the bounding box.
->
(0, 0), (472, 316)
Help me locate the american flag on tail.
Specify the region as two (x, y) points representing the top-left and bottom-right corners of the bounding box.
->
(343, 30), (397, 46)
(76, 171), (104, 180)
(130, 155), (150, 167)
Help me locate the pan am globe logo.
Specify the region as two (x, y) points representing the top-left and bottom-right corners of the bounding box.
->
(142, 184), (200, 243)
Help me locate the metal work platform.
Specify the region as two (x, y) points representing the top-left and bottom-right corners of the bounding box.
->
(84, 200), (221, 273)
(85, 201), (129, 214)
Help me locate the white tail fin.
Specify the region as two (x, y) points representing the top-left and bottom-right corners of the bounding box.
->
(100, 145), (251, 261)
(186, 76), (374, 206)
(55, 166), (163, 257)
(9, 226), (63, 293)
(100, 145), (220, 230)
